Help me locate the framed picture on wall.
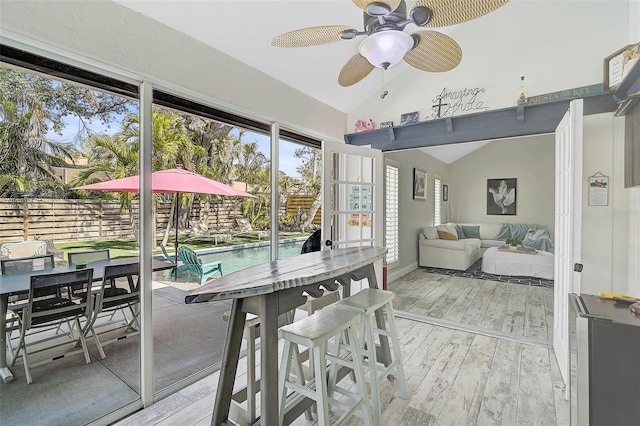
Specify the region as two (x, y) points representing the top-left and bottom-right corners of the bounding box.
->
(442, 184), (448, 201)
(413, 168), (426, 200)
(487, 178), (516, 215)
(400, 111), (419, 125)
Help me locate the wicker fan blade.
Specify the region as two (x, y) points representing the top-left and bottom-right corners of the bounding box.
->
(403, 31), (462, 72)
(272, 26), (354, 48)
(352, 0), (402, 12)
(338, 54), (375, 87)
(413, 0), (510, 28)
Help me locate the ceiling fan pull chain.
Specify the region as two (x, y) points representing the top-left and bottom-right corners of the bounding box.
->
(380, 69), (388, 99)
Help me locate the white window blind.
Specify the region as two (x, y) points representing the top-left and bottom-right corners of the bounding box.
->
(434, 176), (442, 226)
(385, 164), (399, 265)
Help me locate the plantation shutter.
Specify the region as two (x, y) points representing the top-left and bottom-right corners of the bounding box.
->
(385, 163), (399, 265)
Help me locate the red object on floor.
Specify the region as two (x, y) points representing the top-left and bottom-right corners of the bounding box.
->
(383, 264), (388, 290)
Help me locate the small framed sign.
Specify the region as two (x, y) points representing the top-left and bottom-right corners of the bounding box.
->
(380, 121), (394, 128)
(588, 173), (608, 206)
(604, 43), (640, 91)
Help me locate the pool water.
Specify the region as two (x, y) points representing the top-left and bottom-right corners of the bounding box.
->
(196, 239), (306, 275)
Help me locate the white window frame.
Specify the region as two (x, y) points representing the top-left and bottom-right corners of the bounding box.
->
(385, 161), (399, 267)
(434, 175), (442, 226)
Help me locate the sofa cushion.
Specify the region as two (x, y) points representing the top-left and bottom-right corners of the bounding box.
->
(436, 223), (458, 240)
(461, 225), (480, 239)
(422, 227), (439, 240)
(479, 223), (504, 240)
(420, 239), (467, 251)
(455, 224), (467, 239)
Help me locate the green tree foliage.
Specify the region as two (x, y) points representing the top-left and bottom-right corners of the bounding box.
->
(294, 146), (322, 230)
(0, 67), (131, 197)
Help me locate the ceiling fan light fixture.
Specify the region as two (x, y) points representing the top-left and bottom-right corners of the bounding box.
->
(358, 30), (414, 68)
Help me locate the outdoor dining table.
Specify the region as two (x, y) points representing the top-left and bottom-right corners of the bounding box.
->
(185, 246), (388, 425)
(0, 257), (175, 383)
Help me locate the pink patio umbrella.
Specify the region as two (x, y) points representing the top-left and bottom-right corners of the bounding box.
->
(74, 168), (255, 255)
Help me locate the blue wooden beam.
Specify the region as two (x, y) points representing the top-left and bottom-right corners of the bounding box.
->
(344, 93), (618, 151)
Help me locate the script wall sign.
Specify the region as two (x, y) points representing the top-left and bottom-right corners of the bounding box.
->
(430, 87), (490, 119)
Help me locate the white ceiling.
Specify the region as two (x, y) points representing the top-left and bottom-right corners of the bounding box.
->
(111, 0), (526, 113)
(111, 0), (628, 162)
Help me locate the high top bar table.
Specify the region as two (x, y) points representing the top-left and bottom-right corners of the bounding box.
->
(185, 246), (388, 425)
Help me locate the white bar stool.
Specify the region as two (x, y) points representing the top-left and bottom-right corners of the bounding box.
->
(278, 304), (373, 426)
(336, 288), (407, 424)
(222, 310), (304, 425)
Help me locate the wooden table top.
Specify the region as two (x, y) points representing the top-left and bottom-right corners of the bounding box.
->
(185, 246), (387, 304)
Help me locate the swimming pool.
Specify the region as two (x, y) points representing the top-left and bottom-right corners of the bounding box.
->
(192, 238), (306, 275)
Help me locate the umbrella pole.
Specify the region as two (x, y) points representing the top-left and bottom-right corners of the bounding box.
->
(174, 192), (180, 259)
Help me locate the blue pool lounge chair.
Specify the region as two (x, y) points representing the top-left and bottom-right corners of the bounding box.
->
(177, 246), (222, 285)
(160, 244), (188, 279)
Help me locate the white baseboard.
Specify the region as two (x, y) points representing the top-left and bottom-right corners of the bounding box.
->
(388, 262), (418, 283)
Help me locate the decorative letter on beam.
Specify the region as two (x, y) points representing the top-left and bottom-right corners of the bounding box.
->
(446, 118), (453, 133)
(517, 105), (525, 123)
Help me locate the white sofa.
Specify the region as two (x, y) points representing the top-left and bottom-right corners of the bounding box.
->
(418, 223), (553, 271)
(419, 223), (504, 271)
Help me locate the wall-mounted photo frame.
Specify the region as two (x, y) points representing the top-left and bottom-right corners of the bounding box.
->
(487, 178), (517, 215)
(413, 168), (426, 200)
(400, 111), (419, 125)
(588, 173), (608, 206)
(380, 121), (394, 128)
(604, 43), (640, 91)
(442, 184), (448, 201)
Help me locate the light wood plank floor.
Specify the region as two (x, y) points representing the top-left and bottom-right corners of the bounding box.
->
(116, 271), (567, 426)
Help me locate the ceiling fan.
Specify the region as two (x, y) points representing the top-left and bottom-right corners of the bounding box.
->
(272, 0), (510, 87)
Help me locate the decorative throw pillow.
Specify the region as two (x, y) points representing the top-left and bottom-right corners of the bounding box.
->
(436, 223), (458, 240)
(423, 227), (439, 240)
(455, 224), (467, 239)
(524, 228), (546, 242)
(461, 225), (481, 239)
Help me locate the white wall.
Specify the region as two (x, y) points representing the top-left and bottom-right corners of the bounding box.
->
(0, 0), (347, 142)
(581, 113), (636, 295)
(347, 1), (630, 129)
(385, 149), (449, 273)
(449, 135), (556, 233)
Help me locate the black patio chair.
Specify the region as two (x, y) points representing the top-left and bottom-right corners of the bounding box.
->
(9, 269), (94, 384)
(83, 262), (140, 359)
(67, 249), (110, 266)
(2, 255), (57, 349)
(1, 254), (55, 275)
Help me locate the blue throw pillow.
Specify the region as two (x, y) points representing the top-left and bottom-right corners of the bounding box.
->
(461, 225), (480, 239)
(455, 224), (467, 239)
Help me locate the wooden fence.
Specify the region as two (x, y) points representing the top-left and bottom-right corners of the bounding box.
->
(0, 195), (321, 243)
(0, 198), (241, 243)
(286, 195), (321, 225)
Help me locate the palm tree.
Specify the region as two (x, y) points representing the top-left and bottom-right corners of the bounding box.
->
(0, 98), (74, 197)
(75, 109), (196, 245)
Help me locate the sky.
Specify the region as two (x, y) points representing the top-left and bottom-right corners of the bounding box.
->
(48, 110), (303, 178)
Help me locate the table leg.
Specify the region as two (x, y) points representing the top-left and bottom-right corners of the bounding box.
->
(212, 298), (246, 425)
(0, 295), (14, 383)
(260, 292), (279, 425)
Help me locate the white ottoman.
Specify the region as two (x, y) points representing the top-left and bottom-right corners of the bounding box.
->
(482, 246), (554, 280)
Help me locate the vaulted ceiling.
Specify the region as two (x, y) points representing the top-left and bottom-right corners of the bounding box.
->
(113, 0), (620, 114)
(111, 0), (632, 162)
